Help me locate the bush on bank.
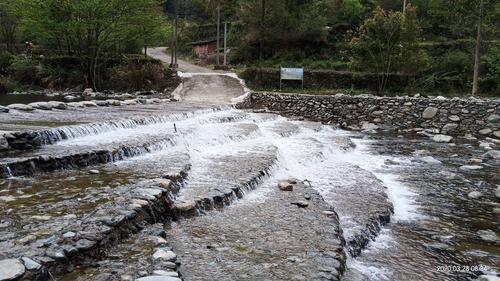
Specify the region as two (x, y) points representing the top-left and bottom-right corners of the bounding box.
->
(240, 67), (499, 96)
(0, 54), (177, 94)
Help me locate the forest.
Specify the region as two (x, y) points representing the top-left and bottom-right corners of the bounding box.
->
(1, 0), (499, 95)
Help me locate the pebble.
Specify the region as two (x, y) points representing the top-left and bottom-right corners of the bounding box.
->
(89, 169), (100, 175)
(459, 165), (483, 171)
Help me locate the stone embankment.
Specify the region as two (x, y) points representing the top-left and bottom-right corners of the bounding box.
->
(237, 92), (500, 141)
(0, 165), (189, 281)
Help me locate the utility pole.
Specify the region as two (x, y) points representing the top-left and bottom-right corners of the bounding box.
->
(174, 0), (179, 69)
(259, 0), (265, 60)
(224, 22), (228, 66)
(472, 0), (484, 96)
(216, 0), (221, 66)
(169, 0), (175, 67)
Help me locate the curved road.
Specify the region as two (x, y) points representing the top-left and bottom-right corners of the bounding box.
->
(147, 47), (245, 105)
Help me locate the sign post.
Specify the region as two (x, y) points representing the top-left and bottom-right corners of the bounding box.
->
(280, 67), (304, 91)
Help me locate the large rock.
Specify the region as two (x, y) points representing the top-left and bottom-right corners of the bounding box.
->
(48, 101), (68, 110)
(482, 150), (500, 160)
(152, 249), (177, 262)
(476, 229), (498, 242)
(479, 128), (493, 135)
(0, 259), (26, 280)
(441, 123), (458, 134)
(0, 105), (9, 113)
(422, 107), (439, 119)
(432, 134), (453, 143)
(7, 103), (33, 111)
(278, 181), (293, 191)
(83, 88), (94, 95)
(487, 114), (499, 123)
(29, 102), (52, 110)
(478, 275), (500, 281)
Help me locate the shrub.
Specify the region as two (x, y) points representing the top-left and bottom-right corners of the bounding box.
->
(8, 56), (41, 85)
(108, 60), (170, 92)
(0, 52), (14, 75)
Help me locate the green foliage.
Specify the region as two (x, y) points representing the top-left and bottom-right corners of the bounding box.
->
(350, 5), (429, 94)
(0, 52), (14, 75)
(8, 56), (40, 85)
(108, 60), (170, 91)
(485, 45), (500, 90)
(16, 0), (171, 89)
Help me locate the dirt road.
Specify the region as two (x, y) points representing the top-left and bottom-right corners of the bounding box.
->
(147, 47), (246, 105)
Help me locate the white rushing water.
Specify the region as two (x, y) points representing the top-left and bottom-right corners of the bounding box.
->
(39, 108), (425, 280)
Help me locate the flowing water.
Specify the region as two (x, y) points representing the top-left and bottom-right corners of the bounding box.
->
(1, 108), (498, 280)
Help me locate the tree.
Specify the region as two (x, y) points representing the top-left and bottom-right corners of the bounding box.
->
(18, 0), (168, 90)
(350, 5), (429, 94)
(472, 0), (485, 96)
(0, 0), (18, 53)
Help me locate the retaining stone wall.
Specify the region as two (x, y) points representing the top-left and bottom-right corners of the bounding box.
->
(237, 92), (500, 138)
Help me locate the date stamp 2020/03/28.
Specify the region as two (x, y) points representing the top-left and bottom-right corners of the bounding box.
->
(436, 265), (492, 273)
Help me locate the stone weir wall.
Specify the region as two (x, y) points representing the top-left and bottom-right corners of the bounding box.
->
(237, 92), (500, 139)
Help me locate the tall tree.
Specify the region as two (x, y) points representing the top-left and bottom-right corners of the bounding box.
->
(350, 5), (429, 94)
(18, 0), (168, 89)
(0, 0), (18, 53)
(472, 0), (485, 96)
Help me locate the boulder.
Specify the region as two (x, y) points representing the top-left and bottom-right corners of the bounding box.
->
(152, 249), (177, 262)
(48, 101), (68, 110)
(476, 230), (498, 242)
(21, 257), (41, 271)
(0, 259), (26, 280)
(459, 165), (483, 171)
(94, 100), (109, 106)
(67, 102), (84, 108)
(493, 131), (500, 138)
(278, 181), (293, 191)
(106, 99), (121, 106)
(29, 102), (52, 110)
(64, 95), (77, 101)
(361, 122), (379, 131)
(478, 275), (500, 281)
(81, 101), (97, 107)
(441, 123), (458, 134)
(7, 103), (33, 111)
(432, 134), (453, 143)
(482, 150), (500, 160)
(422, 107), (438, 119)
(121, 99), (138, 106)
(487, 114), (499, 123)
(467, 191), (483, 199)
(479, 128), (493, 135)
(152, 270), (178, 277)
(82, 88), (94, 95)
(0, 105), (9, 113)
